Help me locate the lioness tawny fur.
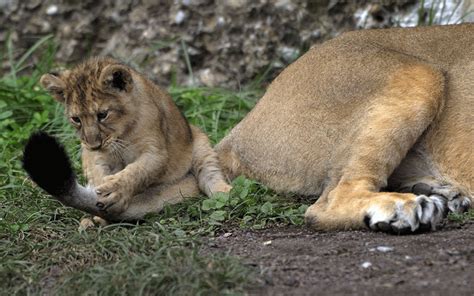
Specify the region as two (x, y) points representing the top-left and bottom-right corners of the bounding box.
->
(216, 24), (473, 233)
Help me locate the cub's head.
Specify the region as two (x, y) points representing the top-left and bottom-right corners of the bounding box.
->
(40, 57), (137, 151)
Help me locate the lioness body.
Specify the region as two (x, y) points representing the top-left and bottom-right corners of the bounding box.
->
(216, 24), (473, 232)
(37, 57), (231, 222)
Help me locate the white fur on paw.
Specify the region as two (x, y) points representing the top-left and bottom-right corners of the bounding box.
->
(412, 183), (471, 214)
(448, 195), (472, 213)
(365, 195), (446, 234)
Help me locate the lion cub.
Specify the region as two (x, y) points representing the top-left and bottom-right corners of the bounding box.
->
(25, 56), (231, 222)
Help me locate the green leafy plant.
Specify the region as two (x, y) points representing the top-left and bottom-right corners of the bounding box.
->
(201, 176), (308, 229)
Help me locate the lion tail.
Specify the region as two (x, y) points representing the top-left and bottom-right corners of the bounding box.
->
(22, 132), (102, 216)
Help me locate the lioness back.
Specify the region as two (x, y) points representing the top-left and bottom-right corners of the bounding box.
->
(216, 24), (473, 232)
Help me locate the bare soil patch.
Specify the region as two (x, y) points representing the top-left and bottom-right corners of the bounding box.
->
(203, 221), (474, 295)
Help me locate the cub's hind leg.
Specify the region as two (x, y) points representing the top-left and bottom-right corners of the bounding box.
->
(305, 63), (448, 233)
(109, 174), (201, 221)
(191, 126), (232, 195)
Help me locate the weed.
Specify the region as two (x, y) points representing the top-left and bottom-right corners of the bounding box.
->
(447, 210), (474, 224)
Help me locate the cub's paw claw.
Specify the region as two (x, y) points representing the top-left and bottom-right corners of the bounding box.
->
(366, 194), (446, 234)
(96, 192), (129, 215)
(95, 175), (131, 214)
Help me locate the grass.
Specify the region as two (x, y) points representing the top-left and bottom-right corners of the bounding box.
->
(447, 210), (474, 224)
(0, 37), (308, 295)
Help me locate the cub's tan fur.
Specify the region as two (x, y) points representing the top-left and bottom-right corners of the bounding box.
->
(40, 57), (231, 223)
(216, 24), (473, 233)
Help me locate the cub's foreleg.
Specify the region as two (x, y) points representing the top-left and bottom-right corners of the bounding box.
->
(81, 149), (116, 187)
(305, 63), (450, 233)
(95, 145), (168, 215)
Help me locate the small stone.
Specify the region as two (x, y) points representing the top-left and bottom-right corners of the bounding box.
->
(198, 68), (226, 87)
(376, 246), (394, 252)
(175, 10), (186, 24)
(263, 240), (272, 246)
(46, 5), (59, 16)
(142, 27), (157, 39)
(223, 232), (232, 238)
(361, 261), (372, 268)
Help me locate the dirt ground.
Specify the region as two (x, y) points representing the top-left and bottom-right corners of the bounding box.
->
(204, 220), (474, 295)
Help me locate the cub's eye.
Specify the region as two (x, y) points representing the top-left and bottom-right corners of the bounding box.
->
(97, 111), (109, 122)
(70, 116), (81, 125)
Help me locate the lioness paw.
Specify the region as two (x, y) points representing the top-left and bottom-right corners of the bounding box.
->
(448, 195), (472, 213)
(365, 194), (446, 234)
(401, 181), (472, 214)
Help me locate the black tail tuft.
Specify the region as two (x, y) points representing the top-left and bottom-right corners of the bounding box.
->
(22, 131), (76, 196)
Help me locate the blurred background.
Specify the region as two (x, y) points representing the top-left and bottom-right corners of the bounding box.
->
(1, 0), (473, 88)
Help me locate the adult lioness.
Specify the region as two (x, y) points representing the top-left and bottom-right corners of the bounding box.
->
(23, 57), (231, 223)
(216, 24), (473, 233)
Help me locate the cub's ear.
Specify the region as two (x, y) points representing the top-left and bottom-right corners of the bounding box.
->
(99, 64), (133, 93)
(40, 73), (66, 103)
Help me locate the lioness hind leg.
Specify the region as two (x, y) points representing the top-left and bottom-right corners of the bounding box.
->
(306, 63), (447, 233)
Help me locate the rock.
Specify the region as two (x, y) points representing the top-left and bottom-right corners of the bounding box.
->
(45, 5), (58, 16)
(198, 68), (226, 87)
(1, 0), (470, 88)
(369, 246), (394, 252)
(361, 261), (372, 268)
(173, 10), (187, 24)
(376, 246), (394, 252)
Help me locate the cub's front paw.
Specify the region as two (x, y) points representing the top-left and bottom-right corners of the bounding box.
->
(95, 175), (131, 215)
(365, 194), (447, 234)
